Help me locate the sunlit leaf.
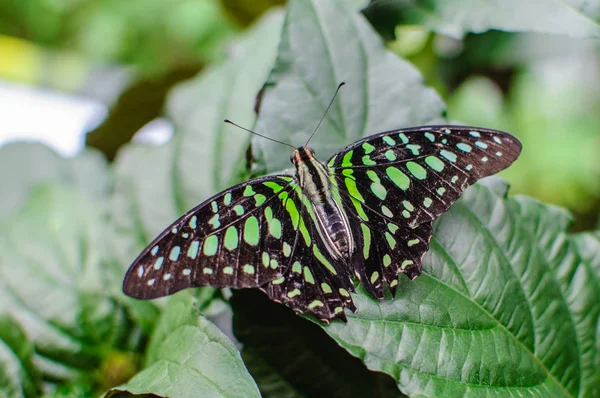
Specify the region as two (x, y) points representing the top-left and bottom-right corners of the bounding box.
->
(252, 0), (445, 173)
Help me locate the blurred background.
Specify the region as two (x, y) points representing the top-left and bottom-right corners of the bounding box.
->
(0, 0), (598, 230)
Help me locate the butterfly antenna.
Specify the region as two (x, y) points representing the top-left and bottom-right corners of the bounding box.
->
(224, 119), (296, 149)
(305, 82), (345, 147)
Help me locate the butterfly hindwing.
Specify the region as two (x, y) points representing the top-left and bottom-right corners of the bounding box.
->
(329, 126), (522, 296)
(260, 186), (358, 322)
(122, 175), (300, 299)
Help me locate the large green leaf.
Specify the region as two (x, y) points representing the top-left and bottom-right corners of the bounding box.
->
(320, 179), (600, 397)
(166, 9), (284, 211)
(362, 0), (600, 40)
(106, 293), (260, 398)
(0, 142), (110, 219)
(0, 185), (149, 388)
(252, 0), (445, 173)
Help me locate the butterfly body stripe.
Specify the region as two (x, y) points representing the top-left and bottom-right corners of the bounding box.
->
(294, 147), (355, 261)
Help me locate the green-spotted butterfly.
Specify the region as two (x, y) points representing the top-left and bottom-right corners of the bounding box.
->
(123, 98), (521, 323)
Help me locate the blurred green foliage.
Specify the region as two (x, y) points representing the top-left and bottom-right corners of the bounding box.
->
(0, 0), (237, 73)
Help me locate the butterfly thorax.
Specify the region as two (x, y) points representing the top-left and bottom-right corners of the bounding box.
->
(292, 147), (354, 260)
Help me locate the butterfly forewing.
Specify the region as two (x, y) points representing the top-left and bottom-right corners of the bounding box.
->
(329, 126), (521, 227)
(122, 175), (300, 299)
(328, 126), (521, 298)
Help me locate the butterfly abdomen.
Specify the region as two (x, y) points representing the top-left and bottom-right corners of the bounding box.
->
(294, 147), (355, 261)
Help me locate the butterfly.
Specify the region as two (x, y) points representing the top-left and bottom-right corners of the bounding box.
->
(122, 110), (522, 323)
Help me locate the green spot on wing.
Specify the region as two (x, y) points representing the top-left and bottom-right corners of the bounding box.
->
(254, 194), (266, 206)
(406, 161), (427, 180)
(456, 143), (472, 152)
(313, 246), (337, 275)
(425, 156), (445, 172)
(345, 177), (365, 202)
(264, 181), (285, 192)
(406, 144), (420, 155)
(362, 142), (375, 154)
(269, 218), (282, 239)
(385, 232), (397, 249)
(303, 267), (315, 284)
(224, 226), (238, 250)
(209, 214), (220, 228)
(187, 241), (200, 259)
(342, 150), (353, 167)
(234, 205), (244, 216)
(243, 185), (255, 196)
(243, 216), (259, 246)
(361, 223), (371, 260)
(370, 271), (379, 283)
(169, 246), (181, 261)
(203, 236), (218, 256)
(308, 300), (324, 309)
(283, 242), (292, 257)
(440, 150), (457, 163)
(362, 155), (376, 166)
(386, 167), (410, 190)
(292, 261), (302, 273)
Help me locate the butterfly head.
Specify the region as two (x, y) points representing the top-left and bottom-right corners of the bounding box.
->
(290, 146), (316, 166)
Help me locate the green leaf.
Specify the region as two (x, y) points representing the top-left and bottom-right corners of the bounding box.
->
(0, 315), (39, 398)
(143, 293), (201, 367)
(166, 9), (284, 210)
(252, 0), (445, 174)
(0, 185), (134, 385)
(319, 178), (600, 397)
(0, 142), (110, 219)
(106, 294), (260, 398)
(362, 0), (600, 40)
